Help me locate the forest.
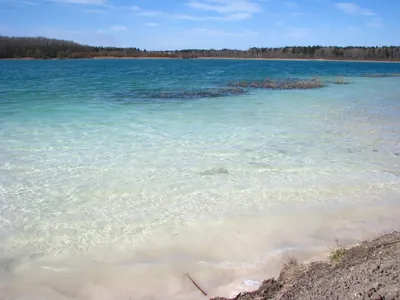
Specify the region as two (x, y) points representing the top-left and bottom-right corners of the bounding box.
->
(1, 36), (400, 61)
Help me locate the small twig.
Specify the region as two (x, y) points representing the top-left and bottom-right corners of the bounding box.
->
(380, 240), (400, 248)
(186, 273), (208, 297)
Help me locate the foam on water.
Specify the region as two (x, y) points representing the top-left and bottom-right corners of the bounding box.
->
(0, 60), (400, 299)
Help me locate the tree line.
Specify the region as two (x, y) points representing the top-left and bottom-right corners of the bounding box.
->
(1, 36), (399, 61)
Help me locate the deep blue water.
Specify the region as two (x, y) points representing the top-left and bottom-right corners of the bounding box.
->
(2, 59), (400, 101)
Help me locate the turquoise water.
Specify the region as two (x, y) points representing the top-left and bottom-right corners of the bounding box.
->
(1, 59), (400, 299)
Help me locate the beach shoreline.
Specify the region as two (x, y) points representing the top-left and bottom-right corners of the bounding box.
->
(1, 56), (400, 63)
(212, 231), (400, 300)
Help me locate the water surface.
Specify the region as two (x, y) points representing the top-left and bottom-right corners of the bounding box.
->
(0, 59), (400, 299)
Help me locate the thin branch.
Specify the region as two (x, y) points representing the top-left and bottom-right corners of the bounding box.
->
(186, 273), (208, 297)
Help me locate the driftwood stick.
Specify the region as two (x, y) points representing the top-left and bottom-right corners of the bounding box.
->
(381, 240), (400, 248)
(186, 273), (208, 297)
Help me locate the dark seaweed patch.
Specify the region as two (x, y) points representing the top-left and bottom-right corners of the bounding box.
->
(227, 78), (324, 89)
(145, 87), (246, 99)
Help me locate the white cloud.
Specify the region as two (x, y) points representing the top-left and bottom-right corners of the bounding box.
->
(82, 8), (108, 14)
(194, 27), (258, 37)
(131, 4), (254, 21)
(366, 20), (383, 28)
(284, 28), (311, 39)
(188, 0), (261, 14)
(130, 5), (163, 16)
(0, 0), (38, 7)
(171, 14), (200, 20)
(130, 5), (141, 11)
(172, 12), (251, 20)
(146, 22), (159, 27)
(110, 25), (127, 32)
(50, 0), (107, 5)
(335, 3), (375, 16)
(223, 12), (253, 20)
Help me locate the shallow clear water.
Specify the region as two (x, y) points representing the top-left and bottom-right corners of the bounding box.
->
(0, 59), (400, 299)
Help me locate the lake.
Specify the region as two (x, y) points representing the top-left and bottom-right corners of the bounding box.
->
(0, 59), (400, 299)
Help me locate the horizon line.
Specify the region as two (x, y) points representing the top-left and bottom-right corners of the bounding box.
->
(1, 35), (400, 52)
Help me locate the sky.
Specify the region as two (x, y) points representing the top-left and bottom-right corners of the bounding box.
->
(0, 0), (399, 50)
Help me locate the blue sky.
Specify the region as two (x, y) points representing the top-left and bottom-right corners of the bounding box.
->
(0, 0), (399, 50)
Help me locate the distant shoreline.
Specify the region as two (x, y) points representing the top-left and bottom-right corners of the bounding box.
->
(2, 57), (400, 63)
(198, 57), (400, 63)
(2, 37), (399, 62)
